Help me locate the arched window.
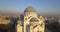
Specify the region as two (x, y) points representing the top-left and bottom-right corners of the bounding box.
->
(25, 18), (27, 20)
(37, 30), (41, 32)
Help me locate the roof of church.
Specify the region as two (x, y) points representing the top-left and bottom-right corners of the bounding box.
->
(24, 6), (36, 12)
(30, 17), (38, 22)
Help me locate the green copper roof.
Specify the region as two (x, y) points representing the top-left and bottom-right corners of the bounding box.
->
(24, 6), (36, 12)
(30, 17), (38, 22)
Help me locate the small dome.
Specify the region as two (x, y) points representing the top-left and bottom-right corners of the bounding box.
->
(24, 6), (36, 12)
(30, 17), (38, 22)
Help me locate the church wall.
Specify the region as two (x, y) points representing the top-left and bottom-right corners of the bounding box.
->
(17, 24), (22, 32)
(17, 6), (45, 32)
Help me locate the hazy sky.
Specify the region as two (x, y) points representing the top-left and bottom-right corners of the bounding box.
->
(0, 0), (60, 16)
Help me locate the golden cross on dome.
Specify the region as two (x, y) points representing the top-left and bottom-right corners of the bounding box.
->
(29, 3), (32, 6)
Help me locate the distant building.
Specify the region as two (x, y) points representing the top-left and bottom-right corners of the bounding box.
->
(17, 5), (45, 32)
(58, 19), (60, 25)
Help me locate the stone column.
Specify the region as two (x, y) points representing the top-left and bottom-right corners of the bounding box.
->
(24, 22), (26, 32)
(30, 26), (33, 32)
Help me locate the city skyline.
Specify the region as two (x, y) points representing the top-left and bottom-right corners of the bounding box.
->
(0, 0), (60, 16)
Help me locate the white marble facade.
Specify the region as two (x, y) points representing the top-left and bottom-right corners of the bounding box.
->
(17, 6), (45, 32)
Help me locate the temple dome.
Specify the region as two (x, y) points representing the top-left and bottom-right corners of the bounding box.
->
(24, 6), (36, 12)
